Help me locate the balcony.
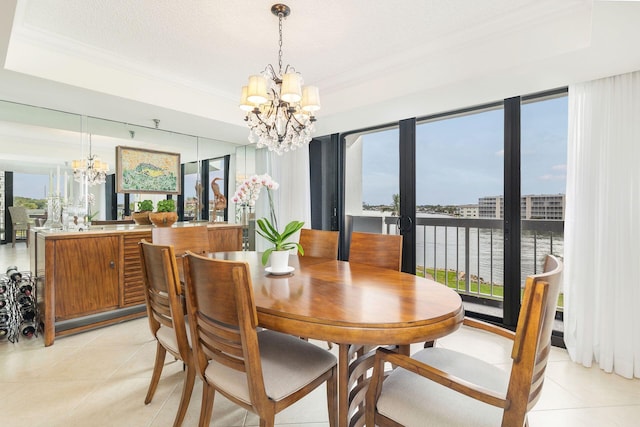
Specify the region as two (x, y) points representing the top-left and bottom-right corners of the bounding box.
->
(374, 215), (565, 315)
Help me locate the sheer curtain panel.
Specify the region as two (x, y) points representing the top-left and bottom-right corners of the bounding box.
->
(565, 70), (640, 379)
(254, 147), (311, 252)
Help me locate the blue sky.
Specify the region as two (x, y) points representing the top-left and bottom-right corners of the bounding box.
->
(361, 96), (568, 206)
(14, 173), (50, 199)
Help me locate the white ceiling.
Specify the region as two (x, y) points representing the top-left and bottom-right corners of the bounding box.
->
(1, 0), (640, 173)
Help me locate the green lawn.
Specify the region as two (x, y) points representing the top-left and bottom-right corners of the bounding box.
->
(418, 267), (564, 309)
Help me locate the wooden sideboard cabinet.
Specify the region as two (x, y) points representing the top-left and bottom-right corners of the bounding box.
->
(33, 222), (242, 346)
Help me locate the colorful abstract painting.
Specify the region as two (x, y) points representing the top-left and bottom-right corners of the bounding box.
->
(116, 146), (181, 194)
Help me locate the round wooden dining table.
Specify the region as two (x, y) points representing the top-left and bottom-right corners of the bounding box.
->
(207, 251), (464, 427)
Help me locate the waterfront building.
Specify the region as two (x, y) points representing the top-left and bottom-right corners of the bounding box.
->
(478, 194), (565, 220)
(456, 204), (479, 218)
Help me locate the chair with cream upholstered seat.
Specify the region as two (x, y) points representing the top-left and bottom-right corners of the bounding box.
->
(139, 240), (194, 427)
(366, 254), (563, 427)
(183, 251), (338, 427)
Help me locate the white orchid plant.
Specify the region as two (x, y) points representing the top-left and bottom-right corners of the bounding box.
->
(233, 174), (304, 265)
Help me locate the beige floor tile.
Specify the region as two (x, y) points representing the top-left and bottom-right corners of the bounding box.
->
(545, 359), (640, 407)
(0, 379), (102, 426)
(528, 405), (640, 427)
(153, 380), (249, 427)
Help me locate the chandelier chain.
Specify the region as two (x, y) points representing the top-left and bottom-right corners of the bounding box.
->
(240, 4), (319, 155)
(277, 12), (284, 75)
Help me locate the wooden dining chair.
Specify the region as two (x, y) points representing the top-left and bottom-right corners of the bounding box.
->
(348, 231), (402, 271)
(345, 231), (404, 420)
(299, 228), (339, 259)
(152, 225), (210, 274)
(138, 240), (194, 427)
(366, 254), (563, 427)
(298, 228), (340, 349)
(183, 251), (338, 427)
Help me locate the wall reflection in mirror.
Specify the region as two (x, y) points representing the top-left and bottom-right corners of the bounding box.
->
(0, 99), (248, 243)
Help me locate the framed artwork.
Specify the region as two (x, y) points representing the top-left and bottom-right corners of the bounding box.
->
(116, 146), (181, 194)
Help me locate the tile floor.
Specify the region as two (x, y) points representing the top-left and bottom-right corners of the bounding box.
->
(1, 243), (639, 426)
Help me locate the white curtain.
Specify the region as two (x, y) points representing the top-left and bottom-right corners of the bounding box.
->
(254, 146), (311, 251)
(564, 70), (640, 379)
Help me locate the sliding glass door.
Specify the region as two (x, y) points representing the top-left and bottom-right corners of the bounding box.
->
(343, 127), (399, 250)
(415, 106), (505, 318)
(339, 90), (567, 328)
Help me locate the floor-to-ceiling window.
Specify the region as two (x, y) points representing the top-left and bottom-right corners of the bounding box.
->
(337, 89), (567, 332)
(521, 92), (567, 318)
(207, 157), (227, 222)
(12, 172), (49, 228)
(344, 128), (399, 239)
(182, 161), (200, 221)
(416, 106), (505, 316)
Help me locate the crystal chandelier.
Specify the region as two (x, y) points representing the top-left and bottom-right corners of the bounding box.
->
(71, 134), (109, 186)
(240, 4), (320, 155)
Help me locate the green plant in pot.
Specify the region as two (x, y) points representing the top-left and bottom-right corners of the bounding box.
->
(137, 200), (154, 212)
(132, 200), (153, 225)
(149, 199), (178, 227)
(256, 217), (305, 270)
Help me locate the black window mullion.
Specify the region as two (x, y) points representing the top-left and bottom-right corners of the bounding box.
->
(503, 96), (522, 327)
(200, 159), (209, 221)
(399, 118), (416, 274)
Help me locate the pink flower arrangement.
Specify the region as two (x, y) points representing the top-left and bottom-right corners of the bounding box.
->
(232, 174), (279, 207)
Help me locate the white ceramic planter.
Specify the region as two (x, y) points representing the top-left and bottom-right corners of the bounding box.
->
(269, 250), (290, 273)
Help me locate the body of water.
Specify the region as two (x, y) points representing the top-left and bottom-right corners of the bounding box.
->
(363, 211), (564, 286)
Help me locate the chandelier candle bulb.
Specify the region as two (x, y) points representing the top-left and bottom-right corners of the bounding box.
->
(301, 86), (321, 111)
(239, 86), (253, 111)
(247, 75), (268, 104)
(281, 73), (302, 102)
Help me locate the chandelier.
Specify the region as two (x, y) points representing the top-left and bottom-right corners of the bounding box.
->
(240, 4), (320, 155)
(71, 134), (109, 186)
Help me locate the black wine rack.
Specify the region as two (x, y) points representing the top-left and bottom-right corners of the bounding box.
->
(0, 266), (39, 343)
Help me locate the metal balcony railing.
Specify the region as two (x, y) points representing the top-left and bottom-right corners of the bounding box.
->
(383, 216), (564, 308)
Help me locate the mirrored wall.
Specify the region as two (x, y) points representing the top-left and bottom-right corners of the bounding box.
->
(0, 99), (248, 241)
